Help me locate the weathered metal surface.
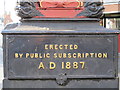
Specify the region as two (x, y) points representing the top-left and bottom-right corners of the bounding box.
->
(3, 20), (105, 31)
(3, 20), (118, 32)
(3, 34), (118, 80)
(3, 79), (119, 88)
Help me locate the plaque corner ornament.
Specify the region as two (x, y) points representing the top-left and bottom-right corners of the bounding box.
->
(8, 37), (16, 44)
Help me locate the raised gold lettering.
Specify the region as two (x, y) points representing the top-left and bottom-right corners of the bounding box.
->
(55, 44), (58, 50)
(26, 53), (29, 58)
(66, 62), (71, 69)
(85, 53), (89, 58)
(30, 53), (34, 58)
(59, 45), (63, 49)
(58, 53), (62, 58)
(39, 53), (42, 58)
(82, 53), (85, 58)
(46, 53), (50, 58)
(53, 53), (57, 58)
(74, 45), (78, 49)
(77, 53), (81, 58)
(90, 53), (94, 58)
(62, 62), (64, 69)
(35, 53), (39, 58)
(63, 53), (67, 58)
(49, 62), (56, 69)
(73, 53), (77, 58)
(70, 45), (73, 50)
(68, 53), (72, 58)
(80, 62), (85, 69)
(45, 44), (48, 50)
(73, 62), (78, 69)
(64, 45), (68, 49)
(38, 62), (45, 69)
(19, 53), (23, 58)
(103, 53), (108, 58)
(98, 53), (102, 58)
(15, 53), (19, 58)
(49, 45), (54, 49)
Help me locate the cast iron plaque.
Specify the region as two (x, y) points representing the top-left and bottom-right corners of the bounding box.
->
(6, 35), (117, 79)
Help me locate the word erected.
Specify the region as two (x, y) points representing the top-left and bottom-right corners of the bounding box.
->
(45, 44), (78, 50)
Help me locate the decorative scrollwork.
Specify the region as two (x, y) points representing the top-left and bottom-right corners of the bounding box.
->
(77, 0), (104, 18)
(15, 0), (104, 19)
(15, 0), (44, 18)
